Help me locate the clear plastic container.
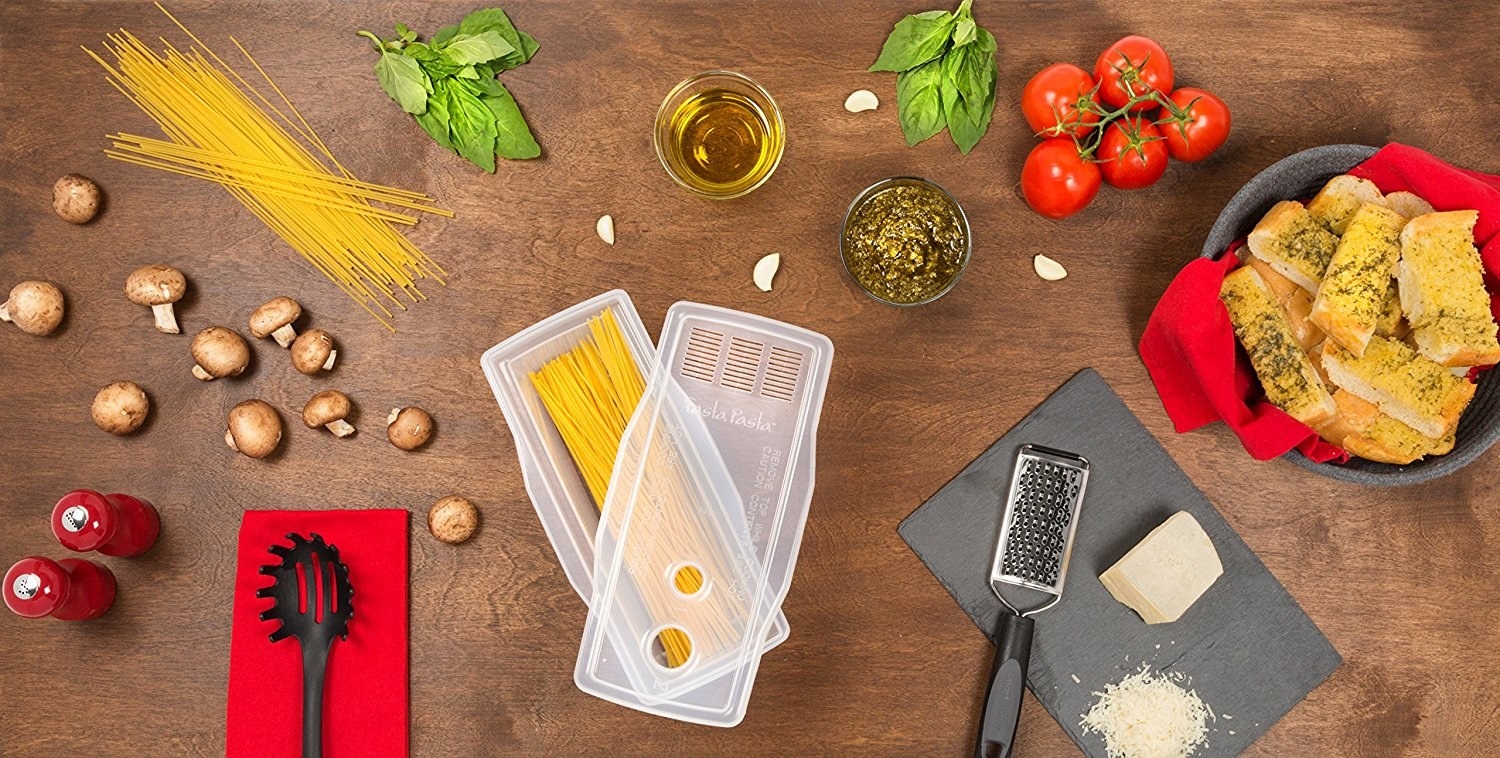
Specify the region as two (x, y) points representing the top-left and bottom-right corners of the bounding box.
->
(575, 301), (834, 726)
(478, 292), (790, 689)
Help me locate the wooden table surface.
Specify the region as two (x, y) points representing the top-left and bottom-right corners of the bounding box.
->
(3, 1), (1498, 755)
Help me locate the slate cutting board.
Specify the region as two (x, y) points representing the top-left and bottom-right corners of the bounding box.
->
(899, 369), (1341, 757)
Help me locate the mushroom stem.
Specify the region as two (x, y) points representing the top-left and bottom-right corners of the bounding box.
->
(271, 323), (298, 348)
(325, 419), (356, 437)
(192, 364), (215, 381)
(225, 429), (239, 451)
(151, 303), (180, 334)
(322, 350), (337, 371)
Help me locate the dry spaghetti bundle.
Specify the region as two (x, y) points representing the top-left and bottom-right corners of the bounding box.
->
(85, 4), (450, 330)
(531, 310), (721, 668)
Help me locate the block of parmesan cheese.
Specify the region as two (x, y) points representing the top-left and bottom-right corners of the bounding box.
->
(1099, 512), (1223, 624)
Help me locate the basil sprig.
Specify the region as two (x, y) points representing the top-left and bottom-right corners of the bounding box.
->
(870, 0), (997, 154)
(358, 8), (541, 172)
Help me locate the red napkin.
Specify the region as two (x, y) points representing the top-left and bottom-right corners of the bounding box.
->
(1140, 143), (1500, 462)
(227, 509), (408, 758)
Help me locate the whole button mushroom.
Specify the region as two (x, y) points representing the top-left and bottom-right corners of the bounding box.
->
(0, 281), (65, 336)
(53, 174), (101, 224)
(125, 264), (187, 334)
(225, 399), (282, 459)
(91, 381), (150, 435)
(191, 326), (250, 380)
(249, 296), (301, 348)
(428, 496), (478, 544)
(387, 406), (433, 450)
(303, 390), (356, 437)
(290, 329), (337, 374)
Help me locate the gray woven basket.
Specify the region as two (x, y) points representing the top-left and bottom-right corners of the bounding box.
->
(1200, 143), (1500, 485)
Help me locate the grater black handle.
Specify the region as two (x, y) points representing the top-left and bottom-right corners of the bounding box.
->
(975, 612), (1035, 758)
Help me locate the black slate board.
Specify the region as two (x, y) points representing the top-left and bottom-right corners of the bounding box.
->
(899, 369), (1341, 757)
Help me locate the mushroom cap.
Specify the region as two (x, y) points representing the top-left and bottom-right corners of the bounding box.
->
(303, 390), (352, 428)
(191, 326), (250, 378)
(124, 264), (186, 306)
(290, 329), (335, 374)
(227, 399), (282, 459)
(387, 406), (433, 450)
(428, 496), (479, 544)
(249, 296), (301, 338)
(91, 381), (150, 435)
(3, 280), (65, 336)
(53, 174), (100, 224)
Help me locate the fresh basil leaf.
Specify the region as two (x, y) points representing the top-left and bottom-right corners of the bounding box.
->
(896, 58), (945, 146)
(943, 39), (995, 153)
(869, 11), (955, 72)
(480, 80), (541, 159)
(951, 17), (976, 48)
(456, 64), (480, 79)
(402, 42), (462, 79)
(439, 80), (500, 172)
(395, 22), (416, 44)
(458, 8), (512, 36)
(432, 24), (460, 46)
(413, 86), (454, 151)
(441, 31), (515, 65)
(977, 26), (997, 54)
(374, 51), (429, 114)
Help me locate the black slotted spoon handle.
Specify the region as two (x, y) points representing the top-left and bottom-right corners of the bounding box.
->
(257, 533), (355, 758)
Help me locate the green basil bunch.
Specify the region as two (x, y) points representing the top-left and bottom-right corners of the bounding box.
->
(870, 0), (997, 155)
(358, 8), (541, 172)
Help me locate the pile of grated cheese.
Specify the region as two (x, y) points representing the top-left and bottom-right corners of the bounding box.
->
(1079, 664), (1212, 758)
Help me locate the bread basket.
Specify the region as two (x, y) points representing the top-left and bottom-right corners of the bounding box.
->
(1201, 143), (1500, 485)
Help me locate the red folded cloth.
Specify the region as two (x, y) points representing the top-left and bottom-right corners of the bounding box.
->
(1140, 143), (1500, 462)
(227, 509), (408, 758)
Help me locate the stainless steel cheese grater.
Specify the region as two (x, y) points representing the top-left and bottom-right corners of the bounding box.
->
(975, 445), (1089, 758)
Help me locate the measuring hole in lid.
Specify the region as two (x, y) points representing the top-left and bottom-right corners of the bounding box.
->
(669, 562), (710, 600)
(649, 626), (695, 670)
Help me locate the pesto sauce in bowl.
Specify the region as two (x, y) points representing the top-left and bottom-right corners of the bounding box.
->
(840, 177), (971, 305)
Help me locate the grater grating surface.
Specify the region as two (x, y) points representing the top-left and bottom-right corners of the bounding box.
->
(990, 445), (1089, 611)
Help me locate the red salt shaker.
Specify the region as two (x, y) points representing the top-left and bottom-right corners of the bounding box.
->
(52, 489), (160, 557)
(4, 557), (116, 620)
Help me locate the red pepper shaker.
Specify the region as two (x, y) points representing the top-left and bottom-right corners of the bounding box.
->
(4, 557), (116, 620)
(52, 489), (160, 557)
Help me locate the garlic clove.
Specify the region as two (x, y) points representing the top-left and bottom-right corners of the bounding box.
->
(753, 253), (781, 292)
(596, 214), (615, 245)
(844, 89), (879, 113)
(1034, 254), (1068, 281)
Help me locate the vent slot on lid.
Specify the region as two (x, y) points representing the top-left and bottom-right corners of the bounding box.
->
(681, 327), (724, 384)
(722, 337), (764, 394)
(762, 346), (804, 402)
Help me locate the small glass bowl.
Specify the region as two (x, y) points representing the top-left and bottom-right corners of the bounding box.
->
(840, 177), (973, 306)
(653, 70), (786, 200)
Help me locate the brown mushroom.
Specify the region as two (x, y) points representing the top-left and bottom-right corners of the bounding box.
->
(387, 406), (433, 450)
(249, 297), (301, 348)
(125, 265), (186, 334)
(290, 329), (337, 374)
(225, 399), (282, 459)
(91, 381), (149, 435)
(0, 281), (65, 336)
(191, 326), (250, 380)
(428, 496), (478, 544)
(303, 390), (355, 437)
(53, 174), (100, 224)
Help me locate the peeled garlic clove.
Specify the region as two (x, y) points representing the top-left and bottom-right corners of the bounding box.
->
(754, 253), (781, 292)
(844, 90), (879, 113)
(1034, 254), (1068, 281)
(596, 214), (615, 245)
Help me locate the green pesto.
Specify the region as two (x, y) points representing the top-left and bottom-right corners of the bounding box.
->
(842, 184), (967, 304)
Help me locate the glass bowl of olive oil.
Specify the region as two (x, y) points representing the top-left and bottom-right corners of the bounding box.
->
(654, 71), (786, 200)
(840, 177), (972, 306)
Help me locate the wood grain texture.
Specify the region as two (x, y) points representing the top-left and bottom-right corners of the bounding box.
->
(1, 1), (1497, 756)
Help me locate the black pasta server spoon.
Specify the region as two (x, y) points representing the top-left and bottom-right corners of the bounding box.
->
(257, 532), (354, 758)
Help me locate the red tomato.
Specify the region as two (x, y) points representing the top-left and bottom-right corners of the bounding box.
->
(1098, 117), (1169, 190)
(1021, 138), (1102, 219)
(1020, 63), (1101, 138)
(1093, 35), (1174, 111)
(1159, 87), (1231, 162)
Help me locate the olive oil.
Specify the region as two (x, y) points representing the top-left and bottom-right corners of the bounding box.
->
(664, 89), (781, 197)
